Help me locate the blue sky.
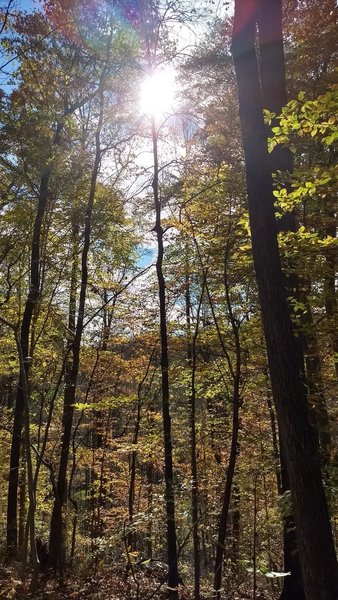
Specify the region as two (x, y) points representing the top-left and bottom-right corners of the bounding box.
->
(0, 1), (42, 88)
(6, 0), (40, 12)
(18, 0), (39, 10)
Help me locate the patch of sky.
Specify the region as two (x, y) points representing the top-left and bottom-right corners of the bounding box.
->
(15, 0), (38, 12)
(0, 1), (42, 91)
(137, 245), (155, 269)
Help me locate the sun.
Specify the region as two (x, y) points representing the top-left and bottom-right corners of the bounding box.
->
(139, 67), (177, 119)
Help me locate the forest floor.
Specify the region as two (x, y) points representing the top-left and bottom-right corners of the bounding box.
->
(0, 564), (190, 600)
(0, 563), (260, 599)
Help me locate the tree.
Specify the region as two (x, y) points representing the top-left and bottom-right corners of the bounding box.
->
(0, 1), (337, 598)
(2, 10), (99, 554)
(231, 1), (338, 599)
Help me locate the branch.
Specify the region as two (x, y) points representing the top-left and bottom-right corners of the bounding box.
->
(0, 0), (14, 35)
(82, 264), (153, 331)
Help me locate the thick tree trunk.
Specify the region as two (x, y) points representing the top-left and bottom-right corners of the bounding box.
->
(256, 4), (330, 593)
(231, 2), (338, 599)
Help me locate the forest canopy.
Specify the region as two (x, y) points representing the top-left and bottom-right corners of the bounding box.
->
(0, 1), (337, 599)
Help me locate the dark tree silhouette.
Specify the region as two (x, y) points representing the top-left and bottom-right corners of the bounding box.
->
(231, 2), (338, 599)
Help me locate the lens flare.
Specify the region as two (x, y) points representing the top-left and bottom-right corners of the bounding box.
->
(44, 0), (138, 58)
(139, 68), (177, 118)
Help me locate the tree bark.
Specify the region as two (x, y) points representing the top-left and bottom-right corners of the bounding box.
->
(266, 390), (305, 599)
(231, 2), (338, 599)
(49, 88), (104, 570)
(256, 3), (331, 593)
(279, 442), (306, 600)
(151, 114), (179, 599)
(128, 348), (155, 551)
(186, 268), (201, 600)
(6, 160), (52, 555)
(6, 91), (92, 555)
(213, 261), (241, 600)
(146, 461), (154, 561)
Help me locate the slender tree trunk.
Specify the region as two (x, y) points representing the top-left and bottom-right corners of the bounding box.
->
(146, 461), (154, 561)
(127, 400), (141, 551)
(213, 402), (240, 600)
(185, 268), (201, 600)
(6, 161), (52, 555)
(231, 3), (338, 599)
(151, 114), (179, 599)
(18, 448), (26, 562)
(128, 349), (155, 550)
(49, 89), (104, 570)
(6, 102), (84, 555)
(213, 261), (241, 599)
(8, 326), (39, 592)
(231, 485), (240, 570)
(68, 410), (82, 565)
(253, 478), (258, 600)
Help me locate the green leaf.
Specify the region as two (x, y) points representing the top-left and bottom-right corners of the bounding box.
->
(324, 131), (338, 145)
